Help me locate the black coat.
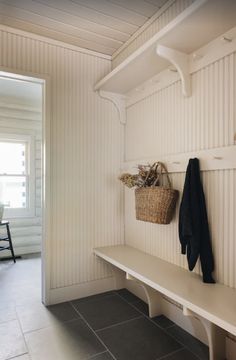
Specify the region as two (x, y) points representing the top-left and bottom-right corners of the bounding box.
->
(179, 158), (215, 283)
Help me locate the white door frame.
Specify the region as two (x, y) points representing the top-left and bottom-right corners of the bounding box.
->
(0, 66), (51, 305)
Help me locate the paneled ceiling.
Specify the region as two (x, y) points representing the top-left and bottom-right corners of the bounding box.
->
(0, 0), (169, 56)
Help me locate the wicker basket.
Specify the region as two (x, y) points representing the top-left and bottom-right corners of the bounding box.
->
(135, 162), (178, 224)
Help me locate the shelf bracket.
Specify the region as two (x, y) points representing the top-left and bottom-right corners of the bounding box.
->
(183, 307), (226, 360)
(126, 273), (162, 318)
(156, 45), (191, 97)
(99, 90), (126, 125)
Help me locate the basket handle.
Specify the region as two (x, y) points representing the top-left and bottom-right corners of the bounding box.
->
(156, 162), (172, 188)
(142, 162), (171, 188)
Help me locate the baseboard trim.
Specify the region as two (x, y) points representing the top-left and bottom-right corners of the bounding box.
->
(0, 245), (41, 258)
(16, 245), (41, 255)
(48, 277), (115, 305)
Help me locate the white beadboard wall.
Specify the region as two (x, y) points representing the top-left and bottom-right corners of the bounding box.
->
(125, 51), (236, 289)
(112, 0), (195, 68)
(0, 26), (124, 300)
(0, 101), (42, 255)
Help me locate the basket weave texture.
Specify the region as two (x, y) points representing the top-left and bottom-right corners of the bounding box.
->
(135, 162), (178, 224)
(135, 187), (178, 224)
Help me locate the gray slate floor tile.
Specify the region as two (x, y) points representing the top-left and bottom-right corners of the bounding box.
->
(47, 302), (80, 321)
(0, 255), (41, 306)
(16, 301), (79, 333)
(0, 320), (27, 360)
(152, 315), (175, 329)
(25, 318), (105, 360)
(0, 303), (16, 324)
(161, 348), (200, 360)
(98, 316), (182, 360)
(73, 294), (141, 331)
(132, 299), (149, 316)
(167, 325), (209, 360)
(72, 291), (114, 305)
(115, 289), (140, 303)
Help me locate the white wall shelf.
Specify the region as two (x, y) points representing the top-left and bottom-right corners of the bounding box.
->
(122, 146), (236, 173)
(94, 0), (236, 97)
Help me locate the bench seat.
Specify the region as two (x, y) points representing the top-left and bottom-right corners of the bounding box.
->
(94, 244), (236, 360)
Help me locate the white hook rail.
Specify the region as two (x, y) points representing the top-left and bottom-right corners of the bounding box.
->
(122, 145), (236, 173)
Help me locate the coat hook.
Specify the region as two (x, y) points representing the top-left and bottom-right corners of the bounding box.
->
(192, 53), (202, 61)
(168, 66), (178, 73)
(222, 36), (232, 43)
(150, 78), (160, 84)
(213, 156), (222, 160)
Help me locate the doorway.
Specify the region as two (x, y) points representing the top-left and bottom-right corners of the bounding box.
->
(0, 70), (50, 305)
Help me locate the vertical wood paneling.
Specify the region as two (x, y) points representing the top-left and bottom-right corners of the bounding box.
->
(0, 27), (124, 290)
(125, 52), (236, 289)
(112, 0), (195, 68)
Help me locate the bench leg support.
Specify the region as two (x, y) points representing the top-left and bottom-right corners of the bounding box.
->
(183, 307), (226, 360)
(126, 273), (162, 318)
(110, 266), (126, 290)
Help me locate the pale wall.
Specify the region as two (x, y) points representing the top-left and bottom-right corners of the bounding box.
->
(0, 26), (124, 303)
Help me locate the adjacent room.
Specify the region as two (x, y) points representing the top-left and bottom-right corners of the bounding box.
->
(0, 76), (42, 299)
(0, 0), (236, 359)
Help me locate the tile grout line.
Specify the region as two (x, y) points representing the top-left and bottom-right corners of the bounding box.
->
(22, 317), (81, 335)
(72, 293), (116, 305)
(115, 292), (148, 314)
(87, 350), (110, 359)
(14, 303), (31, 359)
(6, 353), (31, 360)
(7, 351), (29, 360)
(70, 301), (117, 360)
(114, 292), (205, 360)
(95, 315), (144, 332)
(155, 347), (186, 360)
(156, 329), (204, 360)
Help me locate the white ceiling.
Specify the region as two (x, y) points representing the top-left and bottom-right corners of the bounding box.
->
(0, 78), (42, 107)
(0, 0), (169, 55)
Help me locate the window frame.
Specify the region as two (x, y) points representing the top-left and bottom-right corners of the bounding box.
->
(0, 132), (35, 218)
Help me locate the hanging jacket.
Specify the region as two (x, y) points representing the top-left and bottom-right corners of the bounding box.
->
(179, 158), (215, 283)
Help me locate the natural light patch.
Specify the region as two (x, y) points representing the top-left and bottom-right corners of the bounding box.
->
(0, 142), (27, 209)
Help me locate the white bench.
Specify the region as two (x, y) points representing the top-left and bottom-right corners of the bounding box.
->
(94, 245), (236, 360)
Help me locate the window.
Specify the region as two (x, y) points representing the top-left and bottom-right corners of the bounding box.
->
(0, 133), (35, 217)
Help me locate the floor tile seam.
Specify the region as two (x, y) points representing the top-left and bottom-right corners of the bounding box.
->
(115, 291), (170, 332)
(14, 307), (30, 356)
(115, 291), (149, 318)
(164, 324), (176, 329)
(155, 346), (186, 360)
(115, 292), (205, 359)
(71, 293), (116, 306)
(6, 351), (29, 360)
(87, 350), (109, 359)
(114, 291), (140, 304)
(0, 317), (18, 325)
(159, 329), (205, 360)
(95, 315), (144, 332)
(149, 316), (177, 332)
(136, 303), (208, 359)
(22, 317), (82, 335)
(70, 301), (117, 360)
